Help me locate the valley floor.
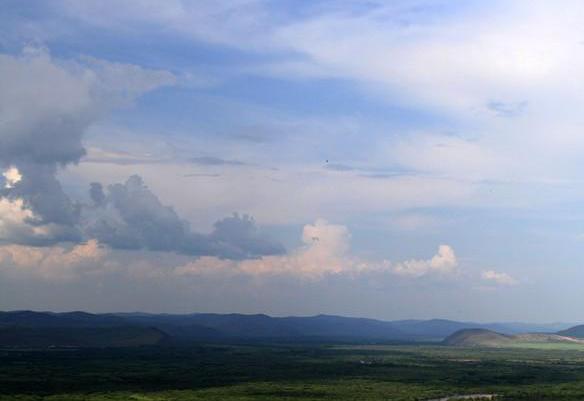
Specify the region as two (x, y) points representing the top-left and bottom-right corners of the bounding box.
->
(3, 343), (584, 400)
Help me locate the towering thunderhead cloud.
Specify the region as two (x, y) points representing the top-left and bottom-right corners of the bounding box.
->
(0, 49), (101, 244)
(0, 49), (283, 259)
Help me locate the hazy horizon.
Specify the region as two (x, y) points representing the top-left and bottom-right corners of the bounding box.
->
(3, 1), (584, 323)
(1, 309), (579, 327)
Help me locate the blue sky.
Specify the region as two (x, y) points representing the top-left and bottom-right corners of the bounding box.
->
(2, 1), (584, 322)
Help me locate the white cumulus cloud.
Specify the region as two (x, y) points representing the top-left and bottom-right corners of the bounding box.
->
(392, 245), (458, 277)
(481, 270), (518, 286)
(0, 239), (106, 281)
(2, 166), (22, 189)
(176, 219), (458, 280)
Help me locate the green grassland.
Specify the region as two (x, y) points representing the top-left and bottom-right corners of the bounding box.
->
(4, 344), (584, 400)
(503, 341), (584, 350)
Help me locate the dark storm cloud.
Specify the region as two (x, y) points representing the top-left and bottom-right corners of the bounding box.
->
(208, 212), (285, 259)
(0, 50), (98, 244)
(0, 49), (174, 245)
(84, 175), (284, 259)
(10, 164), (80, 226)
(89, 183), (106, 207)
(0, 50), (283, 259)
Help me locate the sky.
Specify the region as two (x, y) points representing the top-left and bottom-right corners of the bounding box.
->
(2, 1), (584, 322)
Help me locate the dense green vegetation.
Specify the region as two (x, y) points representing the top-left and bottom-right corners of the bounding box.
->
(4, 344), (584, 400)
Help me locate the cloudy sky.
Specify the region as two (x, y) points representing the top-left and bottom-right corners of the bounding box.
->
(3, 1), (584, 322)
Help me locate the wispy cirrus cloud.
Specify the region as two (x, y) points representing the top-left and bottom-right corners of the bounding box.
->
(44, 1), (584, 190)
(189, 156), (248, 167)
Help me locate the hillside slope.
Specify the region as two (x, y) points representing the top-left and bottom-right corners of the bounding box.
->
(444, 328), (584, 348)
(443, 329), (513, 347)
(515, 333), (584, 344)
(119, 313), (408, 340)
(0, 311), (128, 328)
(557, 325), (584, 338)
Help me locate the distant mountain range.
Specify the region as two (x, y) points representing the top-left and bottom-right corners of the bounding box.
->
(0, 310), (578, 348)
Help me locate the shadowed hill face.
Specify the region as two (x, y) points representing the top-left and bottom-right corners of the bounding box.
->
(0, 311), (169, 348)
(0, 326), (168, 347)
(119, 313), (409, 340)
(442, 329), (513, 347)
(389, 319), (477, 338)
(558, 325), (584, 338)
(118, 313), (567, 340)
(0, 311), (127, 327)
